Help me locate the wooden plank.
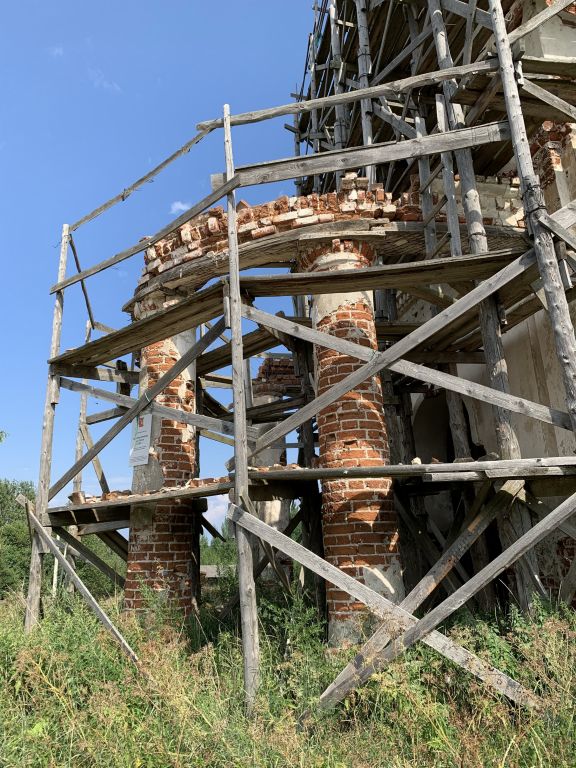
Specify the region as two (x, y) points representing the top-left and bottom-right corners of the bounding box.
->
(521, 78), (576, 123)
(85, 407), (127, 425)
(508, 0), (576, 45)
(48, 319), (226, 500)
(236, 122), (511, 187)
(224, 103), (259, 714)
(241, 305), (572, 433)
(238, 248), (526, 297)
(48, 481), (234, 518)
(24, 528), (43, 633)
(50, 363), (139, 385)
(71, 129), (211, 230)
(97, 531), (128, 561)
(318, 481), (522, 708)
(392, 360), (572, 431)
(197, 61), (499, 132)
(353, 487), (576, 679)
(440, 0), (492, 29)
(51, 285), (224, 368)
(462, 0), (478, 65)
(78, 520), (131, 535)
(550, 198), (576, 231)
(228, 503), (540, 709)
(371, 25), (434, 85)
(489, 0), (576, 436)
(538, 211), (576, 253)
(52, 178), (238, 293)
(37, 224), (70, 527)
(559, 556), (576, 604)
(55, 527), (125, 588)
(59, 377), (256, 439)
(80, 424), (110, 494)
(25, 502), (138, 664)
(249, 250), (536, 457)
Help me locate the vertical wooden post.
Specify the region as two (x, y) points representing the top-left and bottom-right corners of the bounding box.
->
(353, 0), (375, 186)
(308, 9), (321, 193)
(24, 531), (44, 632)
(26, 223), (70, 631)
(223, 104), (260, 713)
(488, 0), (576, 434)
(329, 0), (348, 186)
(37, 223), (70, 523)
(427, 0), (538, 609)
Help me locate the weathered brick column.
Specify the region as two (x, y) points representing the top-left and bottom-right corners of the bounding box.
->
(299, 238), (404, 645)
(125, 314), (199, 615)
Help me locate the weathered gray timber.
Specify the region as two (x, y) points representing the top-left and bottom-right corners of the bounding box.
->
(228, 503), (540, 709)
(318, 481), (523, 708)
(49, 319), (226, 500)
(223, 104), (260, 714)
(24, 502), (138, 664)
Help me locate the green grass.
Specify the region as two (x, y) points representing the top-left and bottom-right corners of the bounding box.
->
(0, 590), (574, 767)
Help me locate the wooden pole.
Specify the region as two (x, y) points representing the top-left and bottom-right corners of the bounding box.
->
(427, 0), (539, 609)
(24, 501), (139, 664)
(49, 318), (225, 500)
(329, 0), (348, 187)
(353, 0), (375, 186)
(223, 103), (260, 714)
(37, 224), (70, 524)
(488, 0), (576, 434)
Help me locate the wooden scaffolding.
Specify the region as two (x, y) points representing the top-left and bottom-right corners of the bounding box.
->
(26, 0), (576, 714)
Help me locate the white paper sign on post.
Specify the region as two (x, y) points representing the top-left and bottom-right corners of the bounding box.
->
(129, 412), (153, 467)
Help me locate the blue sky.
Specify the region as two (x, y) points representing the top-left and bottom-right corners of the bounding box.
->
(0, 1), (312, 527)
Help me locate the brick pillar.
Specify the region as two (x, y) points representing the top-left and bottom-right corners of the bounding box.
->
(299, 239), (404, 645)
(125, 324), (199, 616)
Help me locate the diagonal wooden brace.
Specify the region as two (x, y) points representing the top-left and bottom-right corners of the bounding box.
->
(228, 502), (541, 709)
(49, 318), (226, 500)
(337, 488), (576, 689)
(319, 480), (522, 708)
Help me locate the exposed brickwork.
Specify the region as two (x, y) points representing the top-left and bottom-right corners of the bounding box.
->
(133, 170), (527, 304)
(530, 121), (576, 192)
(252, 357), (301, 400)
(298, 234), (403, 642)
(125, 333), (199, 615)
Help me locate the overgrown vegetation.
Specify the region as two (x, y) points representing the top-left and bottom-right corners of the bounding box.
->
(0, 479), (125, 600)
(0, 586), (574, 767)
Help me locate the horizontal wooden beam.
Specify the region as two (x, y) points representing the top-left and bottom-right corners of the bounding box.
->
(237, 246), (525, 297)
(51, 178), (238, 294)
(236, 121), (511, 187)
(59, 377), (259, 439)
(248, 250), (536, 456)
(197, 61), (499, 131)
(50, 363), (139, 385)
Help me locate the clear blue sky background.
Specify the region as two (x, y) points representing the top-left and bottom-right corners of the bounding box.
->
(0, 1), (312, 527)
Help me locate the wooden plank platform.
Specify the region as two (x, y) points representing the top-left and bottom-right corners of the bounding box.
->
(47, 457), (576, 526)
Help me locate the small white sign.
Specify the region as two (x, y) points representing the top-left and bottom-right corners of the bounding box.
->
(129, 413), (152, 467)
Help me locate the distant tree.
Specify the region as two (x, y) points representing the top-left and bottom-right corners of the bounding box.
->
(0, 479), (125, 599)
(0, 480), (36, 594)
(200, 520), (237, 566)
